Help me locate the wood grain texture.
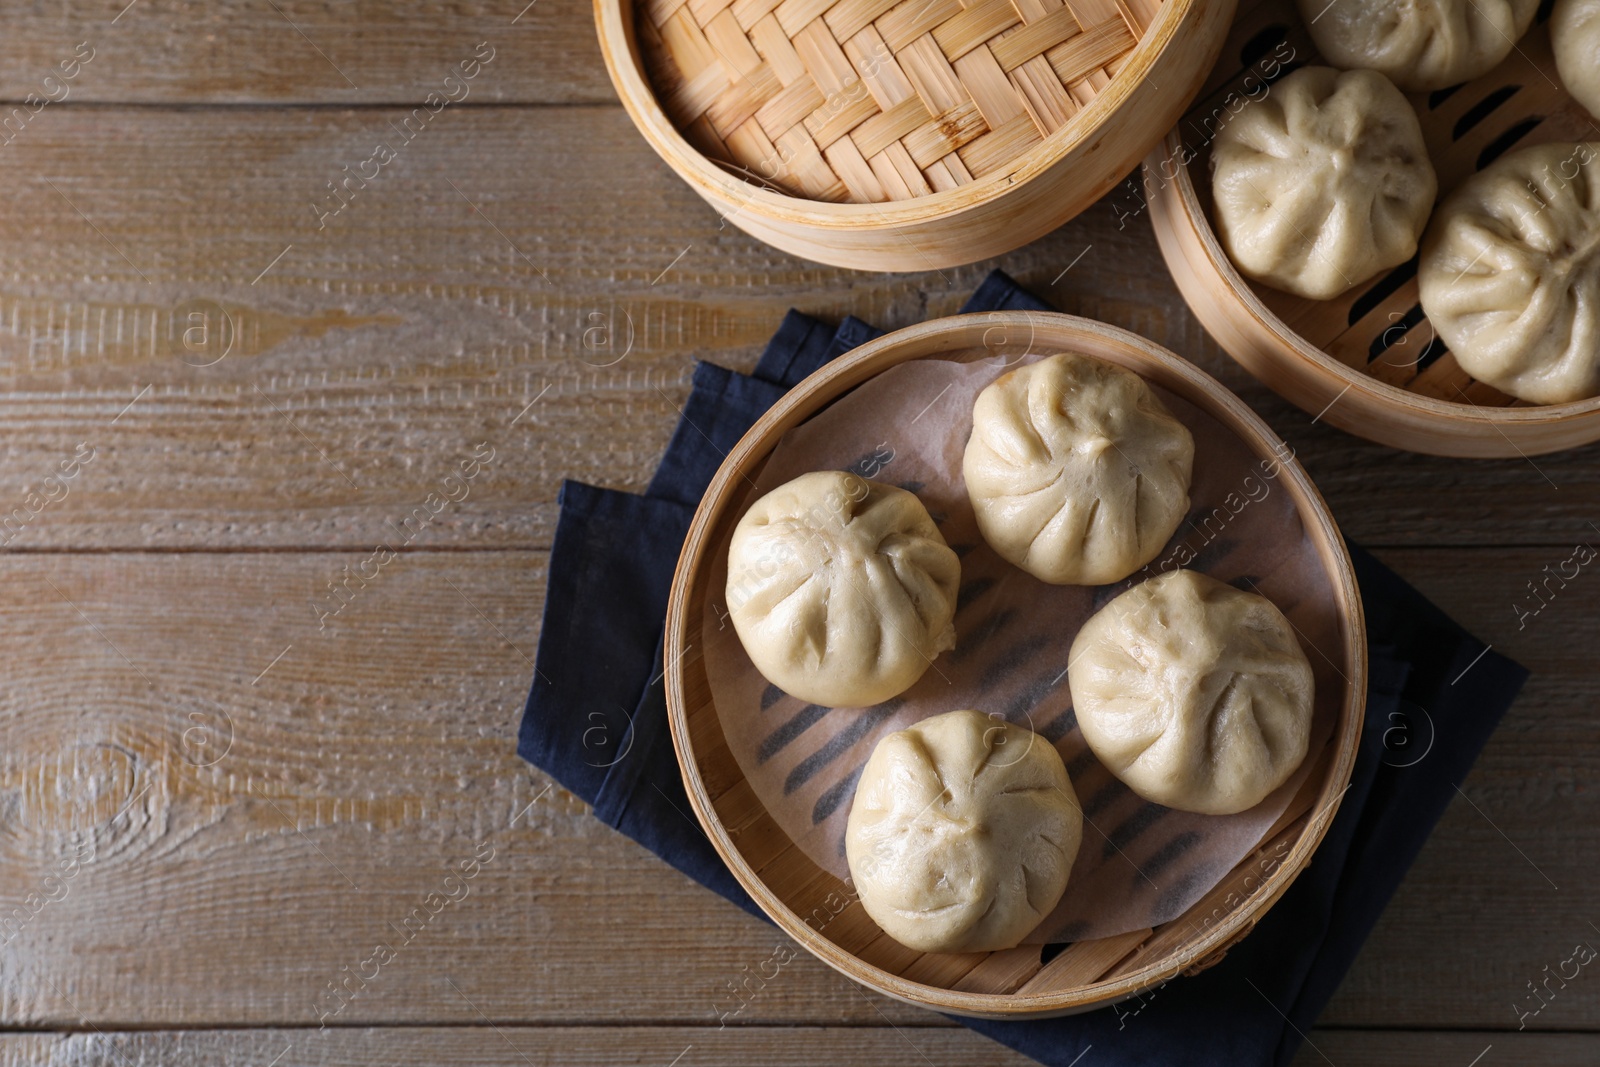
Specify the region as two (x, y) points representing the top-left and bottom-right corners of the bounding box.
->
(0, 106), (1589, 550)
(0, 0), (615, 105)
(0, 1027), (1589, 1066)
(0, 547), (1591, 1031)
(0, 1), (1594, 1050)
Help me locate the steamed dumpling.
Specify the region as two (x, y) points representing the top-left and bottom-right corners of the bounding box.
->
(845, 709), (1083, 953)
(963, 353), (1193, 586)
(1210, 66), (1437, 300)
(1555, 0), (1600, 121)
(1419, 142), (1600, 404)
(726, 470), (959, 707)
(1295, 0), (1538, 91)
(1068, 570), (1314, 816)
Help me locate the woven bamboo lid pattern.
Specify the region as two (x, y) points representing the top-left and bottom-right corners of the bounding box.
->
(638, 0), (1163, 202)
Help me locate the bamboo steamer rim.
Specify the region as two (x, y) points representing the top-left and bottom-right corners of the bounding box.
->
(595, 0), (1206, 229)
(1155, 129), (1600, 432)
(663, 311), (1367, 1017)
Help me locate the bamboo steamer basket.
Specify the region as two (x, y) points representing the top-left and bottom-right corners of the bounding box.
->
(595, 0), (1237, 270)
(1146, 0), (1600, 457)
(663, 311), (1366, 1018)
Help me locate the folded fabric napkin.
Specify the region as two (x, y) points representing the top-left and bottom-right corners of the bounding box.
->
(517, 270), (1527, 1067)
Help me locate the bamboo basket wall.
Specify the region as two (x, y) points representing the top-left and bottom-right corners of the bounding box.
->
(663, 312), (1366, 1018)
(1146, 0), (1600, 457)
(596, 0), (1237, 270)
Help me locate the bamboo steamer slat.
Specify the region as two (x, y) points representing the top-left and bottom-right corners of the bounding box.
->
(663, 311), (1366, 1019)
(1145, 0), (1600, 457)
(596, 0), (1237, 270)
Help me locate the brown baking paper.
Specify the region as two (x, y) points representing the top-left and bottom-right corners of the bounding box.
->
(700, 348), (1342, 943)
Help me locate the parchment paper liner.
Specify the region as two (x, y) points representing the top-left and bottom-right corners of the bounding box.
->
(700, 349), (1341, 943)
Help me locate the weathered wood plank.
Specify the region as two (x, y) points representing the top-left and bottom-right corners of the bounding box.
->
(1319, 547), (1600, 1033)
(0, 1027), (1591, 1066)
(1298, 1031), (1592, 1066)
(0, 0), (1591, 1048)
(0, 0), (614, 105)
(0, 108), (1588, 551)
(0, 549), (933, 1028)
(0, 547), (1592, 1030)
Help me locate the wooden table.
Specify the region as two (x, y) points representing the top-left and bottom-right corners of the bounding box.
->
(0, 3), (1593, 1064)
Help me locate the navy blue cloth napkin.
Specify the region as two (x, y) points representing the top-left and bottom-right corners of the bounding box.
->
(517, 271), (1527, 1067)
